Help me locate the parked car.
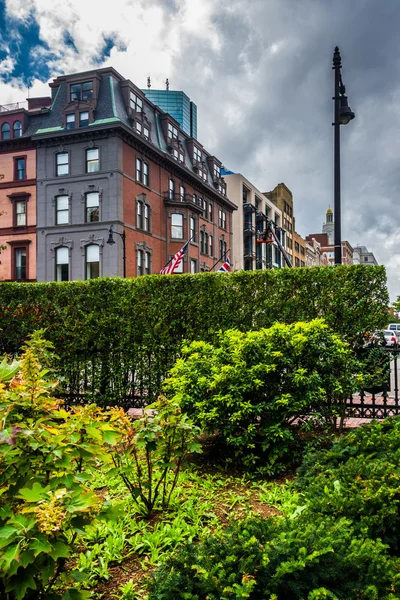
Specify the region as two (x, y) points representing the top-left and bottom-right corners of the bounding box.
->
(388, 323), (400, 339)
(371, 330), (398, 347)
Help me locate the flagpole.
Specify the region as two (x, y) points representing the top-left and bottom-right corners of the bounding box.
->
(211, 248), (230, 272)
(160, 232), (197, 273)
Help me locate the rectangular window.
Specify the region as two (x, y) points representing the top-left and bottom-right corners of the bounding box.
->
(137, 200), (143, 229)
(190, 259), (197, 274)
(171, 213), (183, 239)
(243, 186), (249, 204)
(222, 211), (226, 230)
(56, 247), (69, 281)
(145, 252), (151, 275)
(15, 200), (26, 226)
(173, 148), (179, 160)
(79, 111), (89, 127)
(209, 235), (213, 256)
(15, 158), (26, 180)
(143, 127), (150, 140)
(70, 81), (93, 101)
(56, 195), (69, 225)
(136, 158), (143, 182)
(137, 250), (143, 276)
(143, 162), (149, 186)
(179, 152), (184, 163)
(66, 114), (75, 129)
(86, 192), (99, 222)
(190, 217), (196, 241)
(168, 122), (178, 139)
(169, 179), (175, 200)
(144, 204), (150, 232)
(218, 209), (222, 227)
(193, 146), (202, 162)
(214, 164), (221, 180)
(209, 203), (213, 222)
(200, 230), (205, 254)
(56, 152), (69, 176)
(295, 257), (300, 267)
(86, 244), (99, 279)
(180, 185), (185, 201)
(14, 248), (26, 280)
(86, 148), (99, 173)
(130, 92), (143, 112)
(136, 121), (142, 134)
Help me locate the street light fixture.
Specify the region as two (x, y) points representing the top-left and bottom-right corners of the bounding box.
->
(107, 225), (127, 278)
(333, 46), (355, 265)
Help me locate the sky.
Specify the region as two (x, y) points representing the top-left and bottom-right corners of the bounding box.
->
(1, 0), (399, 300)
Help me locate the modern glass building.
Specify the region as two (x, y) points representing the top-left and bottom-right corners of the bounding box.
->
(142, 89), (198, 139)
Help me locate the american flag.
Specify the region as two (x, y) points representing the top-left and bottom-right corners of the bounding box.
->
(218, 256), (231, 272)
(160, 240), (190, 274)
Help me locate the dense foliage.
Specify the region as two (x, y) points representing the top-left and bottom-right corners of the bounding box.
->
(163, 320), (362, 473)
(149, 418), (400, 600)
(0, 265), (388, 405)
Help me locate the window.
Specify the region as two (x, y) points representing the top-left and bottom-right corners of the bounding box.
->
(56, 152), (69, 176)
(295, 241), (300, 252)
(56, 195), (69, 225)
(86, 244), (99, 279)
(144, 252), (151, 275)
(171, 213), (183, 239)
(204, 233), (209, 255)
(179, 151), (184, 163)
(15, 158), (26, 180)
(15, 200), (26, 226)
(137, 250), (143, 276)
(143, 126), (150, 140)
(169, 179), (175, 200)
(209, 235), (213, 256)
(193, 146), (202, 162)
(300, 260), (305, 267)
(14, 248), (26, 280)
(200, 230), (205, 254)
(364, 256), (369, 262)
(137, 250), (151, 275)
(209, 203), (213, 222)
(70, 81), (93, 101)
(173, 148), (179, 160)
(137, 200), (143, 229)
(136, 158), (143, 182)
(13, 121), (22, 138)
(178, 185), (185, 202)
(213, 164), (221, 180)
(56, 247), (69, 281)
(1, 123), (10, 140)
(79, 111), (89, 127)
(86, 192), (99, 222)
(136, 121), (142, 134)
(222, 211), (226, 230)
(130, 92), (143, 112)
(66, 114), (75, 129)
(190, 259), (197, 273)
(218, 209), (222, 227)
(86, 148), (99, 173)
(295, 257), (300, 267)
(243, 186), (249, 204)
(168, 122), (178, 139)
(219, 239), (227, 259)
(190, 217), (196, 241)
(144, 204), (150, 231)
(143, 162), (149, 186)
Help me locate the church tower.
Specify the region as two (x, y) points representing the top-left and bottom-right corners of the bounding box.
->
(322, 207), (334, 245)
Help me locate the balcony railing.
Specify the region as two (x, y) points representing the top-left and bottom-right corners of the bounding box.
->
(163, 192), (204, 210)
(0, 101), (28, 113)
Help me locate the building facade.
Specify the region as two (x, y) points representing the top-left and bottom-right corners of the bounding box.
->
(352, 245), (378, 265)
(142, 89), (197, 139)
(0, 97), (51, 282)
(224, 173), (283, 271)
(305, 233), (353, 266)
(30, 67), (235, 281)
(264, 183), (294, 264)
(293, 231), (307, 267)
(306, 237), (328, 266)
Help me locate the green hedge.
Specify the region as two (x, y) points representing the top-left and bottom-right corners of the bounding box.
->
(0, 265), (389, 406)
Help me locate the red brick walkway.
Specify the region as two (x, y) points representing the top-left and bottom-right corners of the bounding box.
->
(344, 394), (399, 428)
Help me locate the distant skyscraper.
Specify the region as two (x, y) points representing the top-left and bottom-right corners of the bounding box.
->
(142, 89), (198, 139)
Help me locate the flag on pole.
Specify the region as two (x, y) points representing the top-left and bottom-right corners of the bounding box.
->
(160, 240), (190, 274)
(218, 255), (231, 272)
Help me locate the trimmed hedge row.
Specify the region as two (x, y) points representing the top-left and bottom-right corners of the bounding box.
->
(0, 265), (389, 405)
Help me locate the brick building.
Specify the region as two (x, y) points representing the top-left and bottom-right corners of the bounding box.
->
(1, 67), (235, 282)
(0, 97), (51, 281)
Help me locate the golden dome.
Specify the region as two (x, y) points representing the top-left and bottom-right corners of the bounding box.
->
(326, 208), (333, 215)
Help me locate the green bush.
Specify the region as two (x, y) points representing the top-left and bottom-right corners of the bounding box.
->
(0, 333), (120, 599)
(163, 320), (361, 474)
(0, 266), (389, 406)
(148, 516), (400, 599)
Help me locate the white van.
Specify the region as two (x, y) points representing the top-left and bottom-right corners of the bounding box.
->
(388, 323), (400, 339)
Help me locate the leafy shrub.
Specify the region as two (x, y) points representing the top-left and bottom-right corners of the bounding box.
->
(0, 265), (388, 406)
(0, 333), (119, 599)
(148, 516), (400, 599)
(296, 418), (400, 551)
(109, 396), (201, 518)
(163, 320), (361, 474)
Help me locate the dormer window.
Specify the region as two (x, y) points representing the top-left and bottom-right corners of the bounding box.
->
(130, 92), (143, 113)
(168, 123), (178, 140)
(143, 126), (150, 140)
(70, 81), (93, 102)
(79, 111), (89, 127)
(193, 146), (202, 162)
(135, 121), (142, 134)
(213, 164), (221, 180)
(66, 114), (75, 129)
(1, 123), (10, 140)
(13, 121), (22, 138)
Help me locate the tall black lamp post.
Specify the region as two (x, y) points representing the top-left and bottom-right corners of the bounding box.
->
(107, 225), (126, 278)
(333, 46), (355, 265)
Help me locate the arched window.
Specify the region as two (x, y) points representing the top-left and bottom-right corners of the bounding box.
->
(13, 121), (22, 138)
(1, 123), (10, 140)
